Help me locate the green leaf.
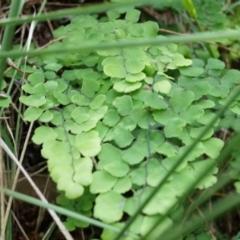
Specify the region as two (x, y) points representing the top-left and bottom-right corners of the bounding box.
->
(147, 165), (170, 187)
(113, 126), (134, 148)
(130, 168), (146, 186)
(113, 80), (142, 93)
(113, 95), (133, 116)
(125, 9), (141, 22)
(117, 117), (136, 131)
(234, 182), (240, 194)
(221, 69), (240, 87)
(124, 197), (139, 216)
(89, 94), (106, 110)
(32, 126), (57, 144)
(90, 171), (118, 194)
(32, 83), (46, 95)
(197, 99), (215, 109)
(98, 22), (115, 33)
(72, 214), (91, 228)
(180, 105), (204, 124)
(45, 70), (57, 80)
(22, 84), (34, 94)
(142, 21), (159, 37)
(20, 95), (46, 107)
(173, 160), (218, 189)
(164, 118), (186, 138)
(178, 142), (205, 162)
(170, 89), (194, 112)
(0, 95), (11, 108)
(53, 92), (70, 105)
(202, 138), (224, 158)
(95, 122), (109, 140)
(125, 72), (146, 82)
(153, 80), (172, 94)
(113, 176), (132, 193)
(54, 127), (66, 141)
(189, 126), (214, 140)
(75, 130), (101, 157)
(24, 107), (44, 121)
(58, 179), (84, 199)
(101, 223), (129, 240)
(107, 9), (121, 21)
(89, 105), (108, 121)
(103, 109), (120, 126)
(209, 85), (229, 98)
(139, 186), (177, 215)
(230, 102), (240, 115)
(94, 191), (125, 223)
(157, 141), (178, 157)
(71, 94), (90, 106)
(104, 162), (129, 178)
(144, 92), (168, 110)
(147, 130), (165, 152)
(28, 71), (45, 85)
(42, 140), (70, 159)
(179, 67), (204, 77)
(48, 153), (72, 172)
(173, 53), (192, 67)
(63, 104), (76, 119)
(128, 23), (145, 37)
(122, 47), (147, 61)
(197, 111), (219, 126)
(206, 58), (225, 70)
(104, 65), (126, 78)
(71, 107), (90, 124)
(191, 81), (212, 100)
(0, 81), (6, 90)
(44, 81), (58, 93)
(72, 157), (93, 186)
(153, 108), (178, 125)
(122, 140), (147, 165)
(102, 56), (124, 67)
(98, 143), (122, 169)
(82, 78), (100, 98)
(44, 63), (62, 71)
(125, 60), (145, 74)
(138, 111), (156, 129)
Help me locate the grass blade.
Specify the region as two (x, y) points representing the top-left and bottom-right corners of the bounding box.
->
(1, 29), (240, 59)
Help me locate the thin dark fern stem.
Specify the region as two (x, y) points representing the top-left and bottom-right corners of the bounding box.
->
(137, 110), (152, 209)
(60, 81), (76, 181)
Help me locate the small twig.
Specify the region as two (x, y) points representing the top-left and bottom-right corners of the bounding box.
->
(4, 58), (25, 75)
(38, 35), (66, 50)
(17, 165), (48, 183)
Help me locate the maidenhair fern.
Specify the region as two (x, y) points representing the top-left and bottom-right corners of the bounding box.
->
(18, 8), (240, 239)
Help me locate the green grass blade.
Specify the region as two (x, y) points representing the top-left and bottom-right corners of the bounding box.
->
(1, 29), (240, 59)
(0, 0), (154, 26)
(0, 0), (24, 89)
(1, 188), (139, 239)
